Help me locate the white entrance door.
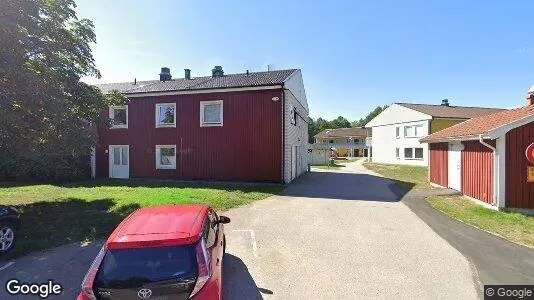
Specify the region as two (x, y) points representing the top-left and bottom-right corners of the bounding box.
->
(291, 146), (297, 180)
(448, 143), (462, 191)
(109, 145), (129, 179)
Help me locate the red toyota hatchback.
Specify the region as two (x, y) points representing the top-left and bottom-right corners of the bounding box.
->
(77, 205), (230, 300)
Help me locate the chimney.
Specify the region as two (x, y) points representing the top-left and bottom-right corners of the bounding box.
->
(441, 99), (450, 106)
(159, 67), (172, 82)
(212, 66), (224, 77)
(527, 86), (534, 106)
(184, 69), (191, 80)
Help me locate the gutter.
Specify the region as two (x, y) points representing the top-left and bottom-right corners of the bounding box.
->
(281, 83), (285, 184)
(478, 134), (497, 206)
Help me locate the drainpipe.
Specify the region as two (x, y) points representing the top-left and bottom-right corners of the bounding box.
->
(478, 134), (497, 206)
(281, 84), (285, 184)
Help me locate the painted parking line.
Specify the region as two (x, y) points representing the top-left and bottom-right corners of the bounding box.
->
(232, 230), (258, 258)
(0, 262), (14, 272)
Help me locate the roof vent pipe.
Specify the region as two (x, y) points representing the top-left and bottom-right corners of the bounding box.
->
(526, 86), (534, 106)
(441, 99), (450, 106)
(159, 67), (172, 82)
(212, 66), (224, 77)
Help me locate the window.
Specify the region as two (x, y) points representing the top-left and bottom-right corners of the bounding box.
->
(395, 127), (400, 138)
(200, 100), (223, 127)
(155, 145), (176, 169)
(404, 147), (424, 160)
(155, 103), (176, 127)
(109, 106), (128, 129)
(414, 148), (424, 159)
(404, 148), (413, 158)
(404, 124), (424, 138)
(94, 245), (197, 289)
(395, 148), (400, 159)
(206, 210), (218, 248)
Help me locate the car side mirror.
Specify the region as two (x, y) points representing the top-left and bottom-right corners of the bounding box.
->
(218, 216), (231, 224)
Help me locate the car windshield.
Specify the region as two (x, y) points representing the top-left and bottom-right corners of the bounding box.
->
(94, 244), (198, 289)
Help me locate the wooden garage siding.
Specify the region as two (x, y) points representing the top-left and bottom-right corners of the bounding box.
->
(461, 140), (494, 204)
(429, 143), (448, 187)
(505, 122), (534, 209)
(96, 89), (283, 182)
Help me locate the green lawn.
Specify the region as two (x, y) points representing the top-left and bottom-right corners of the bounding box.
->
(0, 179), (282, 259)
(363, 163), (430, 189)
(429, 196), (534, 248)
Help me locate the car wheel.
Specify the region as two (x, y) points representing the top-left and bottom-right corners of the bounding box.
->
(0, 222), (16, 253)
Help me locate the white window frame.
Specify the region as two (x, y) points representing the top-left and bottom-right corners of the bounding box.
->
(155, 103), (177, 128)
(200, 100), (223, 127)
(404, 124), (424, 138)
(155, 145), (177, 169)
(395, 148), (400, 159)
(404, 147), (424, 160)
(395, 126), (400, 138)
(109, 106), (128, 129)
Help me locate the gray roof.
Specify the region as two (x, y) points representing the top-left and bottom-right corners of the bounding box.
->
(314, 127), (368, 138)
(397, 103), (506, 119)
(95, 69), (297, 94)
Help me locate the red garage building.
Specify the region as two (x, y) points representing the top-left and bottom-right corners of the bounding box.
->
(421, 92), (534, 214)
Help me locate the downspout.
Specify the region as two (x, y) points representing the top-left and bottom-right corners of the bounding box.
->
(478, 135), (497, 206)
(281, 83), (285, 184)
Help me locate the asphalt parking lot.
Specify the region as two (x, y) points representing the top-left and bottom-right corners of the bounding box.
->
(0, 162), (479, 299)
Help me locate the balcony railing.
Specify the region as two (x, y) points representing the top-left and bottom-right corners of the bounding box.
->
(310, 142), (367, 150)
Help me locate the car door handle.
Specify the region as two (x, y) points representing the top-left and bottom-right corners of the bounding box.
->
(216, 258), (220, 266)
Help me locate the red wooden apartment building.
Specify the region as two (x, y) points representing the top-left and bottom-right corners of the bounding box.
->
(92, 66), (309, 183)
(421, 90), (534, 214)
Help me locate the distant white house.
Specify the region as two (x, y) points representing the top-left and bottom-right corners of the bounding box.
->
(365, 100), (505, 166)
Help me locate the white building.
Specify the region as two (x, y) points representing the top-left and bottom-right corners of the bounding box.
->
(365, 101), (505, 166)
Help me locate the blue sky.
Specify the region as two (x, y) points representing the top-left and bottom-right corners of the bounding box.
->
(77, 0), (534, 121)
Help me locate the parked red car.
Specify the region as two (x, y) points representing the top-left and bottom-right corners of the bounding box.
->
(77, 205), (230, 300)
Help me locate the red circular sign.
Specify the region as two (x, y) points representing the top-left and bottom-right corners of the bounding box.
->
(526, 143), (534, 164)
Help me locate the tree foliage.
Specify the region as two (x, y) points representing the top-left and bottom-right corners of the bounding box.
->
(308, 106), (387, 142)
(351, 105), (388, 127)
(0, 0), (127, 181)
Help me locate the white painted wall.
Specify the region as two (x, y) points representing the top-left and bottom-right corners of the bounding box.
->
(283, 89), (308, 183)
(370, 120), (430, 166)
(283, 69), (308, 111)
(309, 149), (329, 165)
(366, 104), (431, 127)
(367, 104), (432, 166)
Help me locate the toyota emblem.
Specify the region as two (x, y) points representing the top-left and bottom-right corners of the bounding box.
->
(138, 288), (152, 299)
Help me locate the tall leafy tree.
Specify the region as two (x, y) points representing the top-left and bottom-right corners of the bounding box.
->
(351, 105), (388, 127)
(0, 0), (126, 180)
(330, 116), (351, 129)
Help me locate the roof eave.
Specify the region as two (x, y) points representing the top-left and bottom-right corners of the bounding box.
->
(122, 84), (283, 97)
(420, 134), (491, 144)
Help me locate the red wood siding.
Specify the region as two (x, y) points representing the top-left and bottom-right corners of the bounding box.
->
(429, 143), (448, 187)
(461, 140), (494, 204)
(96, 89), (283, 182)
(505, 122), (534, 209)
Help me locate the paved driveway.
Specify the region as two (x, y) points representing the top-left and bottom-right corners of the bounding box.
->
(0, 162), (479, 299)
(223, 163), (478, 299)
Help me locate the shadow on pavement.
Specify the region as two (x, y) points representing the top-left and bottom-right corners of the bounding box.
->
(224, 254), (271, 300)
(281, 171), (413, 202)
